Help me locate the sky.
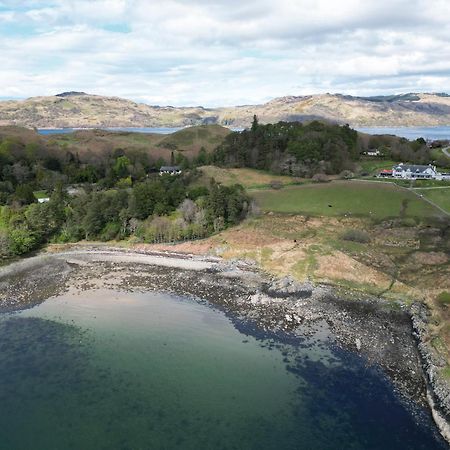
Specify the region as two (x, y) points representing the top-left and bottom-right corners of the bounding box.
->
(1, 0), (450, 106)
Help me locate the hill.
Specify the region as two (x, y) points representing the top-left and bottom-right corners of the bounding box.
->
(0, 124), (231, 164)
(2, 92), (450, 128)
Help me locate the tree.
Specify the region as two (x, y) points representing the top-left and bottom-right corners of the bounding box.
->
(113, 155), (131, 179)
(251, 114), (259, 132)
(14, 184), (35, 205)
(178, 199), (197, 223)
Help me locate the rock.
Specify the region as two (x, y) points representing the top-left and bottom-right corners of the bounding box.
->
(264, 276), (314, 298)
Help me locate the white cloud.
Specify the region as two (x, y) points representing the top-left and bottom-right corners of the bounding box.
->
(1, 0), (450, 105)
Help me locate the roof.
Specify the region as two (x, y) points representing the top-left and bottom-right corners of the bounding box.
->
(160, 166), (181, 171)
(393, 164), (435, 173)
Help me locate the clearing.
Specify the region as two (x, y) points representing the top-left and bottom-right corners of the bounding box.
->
(195, 166), (297, 189)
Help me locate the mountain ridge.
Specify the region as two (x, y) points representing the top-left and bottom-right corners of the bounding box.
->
(1, 92), (450, 128)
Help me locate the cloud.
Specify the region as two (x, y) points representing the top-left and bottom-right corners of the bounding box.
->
(0, 0), (450, 105)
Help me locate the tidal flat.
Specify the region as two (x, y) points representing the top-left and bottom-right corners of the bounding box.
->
(0, 248), (448, 449)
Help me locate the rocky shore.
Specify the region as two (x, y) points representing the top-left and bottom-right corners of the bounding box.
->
(1, 246), (449, 442)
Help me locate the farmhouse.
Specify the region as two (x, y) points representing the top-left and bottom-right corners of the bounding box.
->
(378, 169), (393, 178)
(159, 166), (182, 176)
(392, 163), (437, 179)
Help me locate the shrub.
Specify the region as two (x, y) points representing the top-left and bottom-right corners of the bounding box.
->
(0, 230), (11, 258)
(436, 292), (450, 308)
(311, 173), (328, 183)
(8, 228), (37, 255)
(339, 170), (354, 179)
(401, 217), (417, 227)
(99, 222), (121, 241)
(341, 229), (371, 244)
(269, 180), (283, 190)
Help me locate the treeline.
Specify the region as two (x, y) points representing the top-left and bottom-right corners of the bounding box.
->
(213, 118), (361, 176)
(0, 176), (249, 259)
(0, 135), (157, 205)
(366, 135), (450, 168)
(213, 118), (446, 176)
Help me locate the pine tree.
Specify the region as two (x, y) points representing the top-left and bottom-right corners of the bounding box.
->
(251, 114), (259, 132)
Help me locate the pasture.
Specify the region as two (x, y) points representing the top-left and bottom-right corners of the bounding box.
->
(252, 180), (443, 219)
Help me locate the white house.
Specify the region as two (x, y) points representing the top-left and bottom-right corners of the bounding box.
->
(392, 163), (437, 179)
(159, 166), (182, 176)
(365, 149), (382, 156)
(37, 197), (50, 203)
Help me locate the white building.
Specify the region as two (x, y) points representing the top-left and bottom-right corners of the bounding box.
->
(392, 163), (437, 179)
(159, 166), (182, 176)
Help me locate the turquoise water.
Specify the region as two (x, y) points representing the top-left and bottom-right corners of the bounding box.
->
(0, 289), (446, 449)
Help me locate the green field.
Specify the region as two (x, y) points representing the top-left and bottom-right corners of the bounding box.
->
(416, 188), (450, 213)
(252, 181), (443, 219)
(358, 159), (397, 174)
(195, 166), (297, 189)
(33, 190), (49, 200)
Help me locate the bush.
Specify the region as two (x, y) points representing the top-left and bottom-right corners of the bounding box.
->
(401, 217), (417, 227)
(341, 229), (371, 244)
(311, 173), (328, 183)
(99, 222), (121, 241)
(8, 228), (38, 255)
(0, 230), (11, 258)
(436, 292), (450, 308)
(339, 170), (354, 179)
(269, 180), (283, 190)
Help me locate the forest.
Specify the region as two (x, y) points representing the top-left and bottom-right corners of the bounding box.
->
(0, 131), (248, 258)
(213, 117), (445, 176)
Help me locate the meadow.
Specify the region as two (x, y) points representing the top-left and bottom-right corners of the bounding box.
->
(251, 180), (443, 219)
(416, 187), (450, 213)
(196, 166), (297, 189)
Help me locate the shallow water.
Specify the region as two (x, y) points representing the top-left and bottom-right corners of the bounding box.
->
(0, 289), (446, 449)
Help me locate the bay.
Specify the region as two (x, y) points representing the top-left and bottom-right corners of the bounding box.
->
(0, 288), (446, 449)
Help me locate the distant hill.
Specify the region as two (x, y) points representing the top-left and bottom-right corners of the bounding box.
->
(1, 92), (450, 128)
(0, 124), (231, 164)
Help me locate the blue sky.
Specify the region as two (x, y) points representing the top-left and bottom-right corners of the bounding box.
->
(1, 0), (450, 106)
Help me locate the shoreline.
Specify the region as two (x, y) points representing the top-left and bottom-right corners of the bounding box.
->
(1, 246), (449, 442)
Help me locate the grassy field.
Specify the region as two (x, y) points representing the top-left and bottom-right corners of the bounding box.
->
(416, 187), (450, 213)
(33, 190), (49, 200)
(252, 180), (443, 219)
(358, 159), (397, 174)
(195, 166), (298, 189)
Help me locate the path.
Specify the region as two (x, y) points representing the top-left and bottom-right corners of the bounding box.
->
(407, 188), (450, 217)
(351, 178), (450, 217)
(443, 146), (450, 158)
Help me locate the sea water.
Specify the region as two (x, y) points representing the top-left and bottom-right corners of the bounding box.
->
(0, 289), (446, 449)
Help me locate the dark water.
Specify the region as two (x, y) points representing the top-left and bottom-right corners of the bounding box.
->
(356, 126), (450, 141)
(0, 289), (446, 450)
